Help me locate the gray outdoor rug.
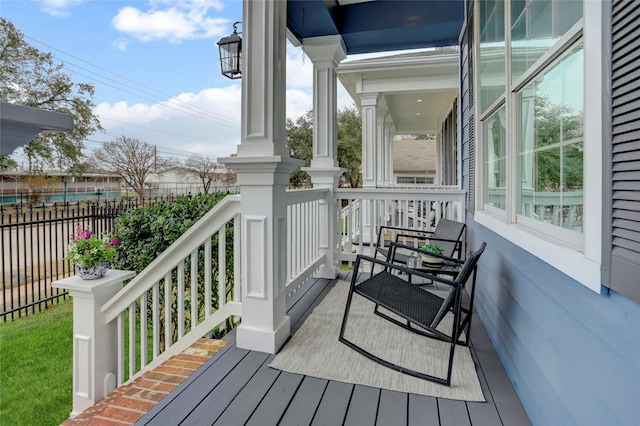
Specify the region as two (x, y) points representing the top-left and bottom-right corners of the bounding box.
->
(270, 280), (485, 401)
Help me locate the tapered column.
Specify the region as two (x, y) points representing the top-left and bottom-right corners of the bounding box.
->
(301, 35), (346, 278)
(220, 0), (301, 354)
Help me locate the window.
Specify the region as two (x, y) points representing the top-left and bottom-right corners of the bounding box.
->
(396, 176), (435, 185)
(511, 0), (583, 83)
(474, 0), (603, 292)
(479, 0), (505, 113)
(517, 44), (584, 232)
(478, 0), (583, 236)
(483, 106), (507, 210)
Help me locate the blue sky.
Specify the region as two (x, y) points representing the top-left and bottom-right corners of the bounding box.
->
(2, 0), (354, 162)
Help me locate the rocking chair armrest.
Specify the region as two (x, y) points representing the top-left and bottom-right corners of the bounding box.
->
(353, 253), (458, 288)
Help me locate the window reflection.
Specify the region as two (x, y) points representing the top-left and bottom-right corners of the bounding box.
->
(511, 0), (582, 83)
(517, 44), (584, 232)
(484, 107), (507, 210)
(479, 0), (505, 113)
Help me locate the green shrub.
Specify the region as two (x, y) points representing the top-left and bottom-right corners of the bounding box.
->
(112, 192), (229, 272)
(112, 192), (236, 345)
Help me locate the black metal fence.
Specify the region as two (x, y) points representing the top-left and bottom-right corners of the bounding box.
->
(0, 196), (177, 321)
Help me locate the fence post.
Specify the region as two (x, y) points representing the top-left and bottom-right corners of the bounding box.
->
(52, 270), (136, 418)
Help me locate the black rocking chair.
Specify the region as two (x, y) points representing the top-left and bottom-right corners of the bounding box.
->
(339, 242), (486, 386)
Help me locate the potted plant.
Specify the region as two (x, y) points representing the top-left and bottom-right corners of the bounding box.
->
(66, 223), (119, 280)
(419, 243), (444, 264)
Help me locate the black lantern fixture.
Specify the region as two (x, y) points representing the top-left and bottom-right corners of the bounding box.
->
(217, 21), (242, 79)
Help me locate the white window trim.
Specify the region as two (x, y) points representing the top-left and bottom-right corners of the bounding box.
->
(473, 0), (603, 293)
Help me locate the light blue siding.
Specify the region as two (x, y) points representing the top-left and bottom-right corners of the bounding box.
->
(467, 220), (640, 426)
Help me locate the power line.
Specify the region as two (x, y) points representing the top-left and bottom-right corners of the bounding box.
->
(23, 35), (241, 129)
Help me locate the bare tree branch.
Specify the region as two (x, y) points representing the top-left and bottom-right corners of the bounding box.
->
(92, 136), (175, 201)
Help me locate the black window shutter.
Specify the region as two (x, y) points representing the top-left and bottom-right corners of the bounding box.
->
(605, 0), (640, 303)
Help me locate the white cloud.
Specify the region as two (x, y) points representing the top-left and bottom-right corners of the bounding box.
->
(94, 85), (242, 160)
(112, 0), (228, 43)
(40, 0), (86, 16)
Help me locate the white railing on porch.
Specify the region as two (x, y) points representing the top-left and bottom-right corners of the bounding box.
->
(285, 188), (328, 295)
(336, 187), (466, 262)
(100, 195), (242, 385)
(58, 185), (470, 415)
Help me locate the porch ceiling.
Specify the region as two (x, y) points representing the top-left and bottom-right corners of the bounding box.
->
(338, 50), (459, 134)
(287, 0), (465, 55)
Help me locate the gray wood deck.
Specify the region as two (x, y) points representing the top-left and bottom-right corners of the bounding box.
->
(136, 273), (530, 426)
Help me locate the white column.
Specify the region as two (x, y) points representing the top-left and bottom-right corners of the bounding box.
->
(219, 0), (301, 354)
(360, 93), (380, 188)
(52, 270), (136, 418)
(301, 35), (346, 279)
(376, 110), (388, 187)
(384, 120), (395, 185)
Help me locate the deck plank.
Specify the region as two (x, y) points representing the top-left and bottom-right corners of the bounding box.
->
(212, 355), (280, 426)
(138, 343), (248, 425)
(438, 399), (471, 426)
(469, 316), (531, 425)
(466, 337), (503, 425)
(245, 372), (304, 426)
(311, 381), (354, 426)
(343, 385), (380, 426)
(278, 376), (328, 426)
(180, 350), (271, 425)
(408, 394), (439, 426)
(376, 390), (408, 426)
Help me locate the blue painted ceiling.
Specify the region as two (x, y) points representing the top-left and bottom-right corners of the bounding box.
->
(287, 0), (465, 55)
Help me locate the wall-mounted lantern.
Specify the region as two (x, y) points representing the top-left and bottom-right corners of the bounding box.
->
(217, 21), (242, 79)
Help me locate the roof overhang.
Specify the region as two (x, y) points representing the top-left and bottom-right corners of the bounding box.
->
(338, 50), (459, 134)
(0, 102), (74, 155)
(287, 0), (465, 55)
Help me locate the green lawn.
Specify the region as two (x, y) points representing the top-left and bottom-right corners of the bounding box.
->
(0, 302), (73, 426)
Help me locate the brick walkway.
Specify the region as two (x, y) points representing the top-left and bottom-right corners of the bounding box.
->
(63, 338), (227, 425)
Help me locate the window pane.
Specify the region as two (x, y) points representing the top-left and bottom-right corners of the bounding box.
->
(479, 0), (505, 113)
(517, 44), (584, 232)
(483, 107), (507, 209)
(511, 0), (582, 83)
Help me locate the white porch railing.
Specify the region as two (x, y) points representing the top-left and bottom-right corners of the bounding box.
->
(100, 195), (242, 384)
(336, 187), (466, 261)
(285, 188), (328, 295)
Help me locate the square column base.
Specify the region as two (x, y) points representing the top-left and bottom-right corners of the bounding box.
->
(235, 316), (291, 354)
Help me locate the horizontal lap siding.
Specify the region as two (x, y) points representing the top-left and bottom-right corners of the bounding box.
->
(608, 0), (640, 302)
(467, 220), (640, 426)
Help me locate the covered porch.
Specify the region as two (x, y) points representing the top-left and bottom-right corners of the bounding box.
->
(52, 0), (534, 423)
(83, 273), (530, 425)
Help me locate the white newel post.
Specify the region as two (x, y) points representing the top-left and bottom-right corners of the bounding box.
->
(52, 270), (135, 418)
(302, 35), (346, 279)
(220, 0), (300, 354)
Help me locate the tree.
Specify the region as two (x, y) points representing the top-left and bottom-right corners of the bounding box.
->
(0, 156), (17, 171)
(286, 110), (314, 188)
(286, 105), (363, 188)
(92, 136), (174, 201)
(179, 155), (224, 195)
(0, 18), (103, 174)
(336, 105), (363, 188)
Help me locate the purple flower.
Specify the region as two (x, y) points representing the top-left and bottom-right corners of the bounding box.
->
(111, 238), (119, 247)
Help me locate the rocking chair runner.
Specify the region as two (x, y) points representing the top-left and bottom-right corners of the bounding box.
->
(339, 242), (487, 386)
